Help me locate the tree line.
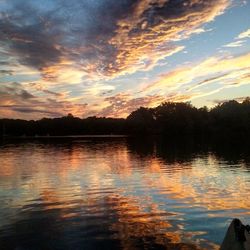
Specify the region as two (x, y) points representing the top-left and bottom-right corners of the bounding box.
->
(1, 98), (250, 141)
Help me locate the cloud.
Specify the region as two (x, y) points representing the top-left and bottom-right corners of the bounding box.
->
(142, 52), (250, 103)
(0, 69), (14, 76)
(104, 0), (230, 77)
(96, 93), (165, 117)
(187, 73), (230, 91)
(19, 90), (35, 99)
(223, 40), (245, 48)
(42, 89), (63, 97)
(0, 83), (35, 101)
(28, 82), (64, 97)
(0, 61), (12, 66)
(223, 27), (250, 50)
(0, 0), (231, 80)
(84, 91), (195, 118)
(0, 82), (88, 119)
(211, 96), (250, 104)
(237, 28), (250, 39)
(2, 106), (63, 117)
(0, 2), (62, 70)
(191, 27), (213, 35)
(3, 0), (248, 119)
(5, 52), (249, 119)
(1, 51), (249, 119)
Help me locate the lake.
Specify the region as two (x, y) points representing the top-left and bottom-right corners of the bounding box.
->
(0, 137), (250, 249)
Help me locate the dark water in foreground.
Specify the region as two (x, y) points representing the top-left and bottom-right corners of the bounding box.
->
(0, 137), (250, 250)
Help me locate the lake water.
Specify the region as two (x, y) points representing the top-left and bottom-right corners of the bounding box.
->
(0, 137), (250, 250)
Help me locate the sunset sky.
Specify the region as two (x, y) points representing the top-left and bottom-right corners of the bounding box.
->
(0, 0), (250, 119)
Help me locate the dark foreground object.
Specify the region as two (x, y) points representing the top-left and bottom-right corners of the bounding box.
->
(220, 219), (250, 250)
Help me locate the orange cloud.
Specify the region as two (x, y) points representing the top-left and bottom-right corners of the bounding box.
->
(97, 93), (165, 118)
(104, 0), (230, 77)
(40, 58), (85, 83)
(142, 52), (250, 103)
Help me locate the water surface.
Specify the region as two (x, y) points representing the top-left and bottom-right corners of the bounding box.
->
(0, 138), (250, 249)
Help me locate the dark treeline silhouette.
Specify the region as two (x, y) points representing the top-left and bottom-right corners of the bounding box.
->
(1, 98), (250, 141)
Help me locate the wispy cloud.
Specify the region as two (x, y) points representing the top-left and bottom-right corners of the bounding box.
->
(237, 28), (250, 39)
(223, 27), (250, 49)
(142, 52), (250, 103)
(211, 96), (250, 104)
(223, 40), (245, 48)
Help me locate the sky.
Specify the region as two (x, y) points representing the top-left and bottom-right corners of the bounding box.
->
(0, 0), (250, 120)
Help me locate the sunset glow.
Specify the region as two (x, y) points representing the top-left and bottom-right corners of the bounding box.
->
(0, 0), (250, 119)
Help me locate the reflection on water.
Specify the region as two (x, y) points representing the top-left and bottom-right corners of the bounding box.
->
(0, 138), (250, 250)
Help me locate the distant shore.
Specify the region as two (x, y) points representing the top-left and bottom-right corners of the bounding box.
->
(1, 99), (250, 141)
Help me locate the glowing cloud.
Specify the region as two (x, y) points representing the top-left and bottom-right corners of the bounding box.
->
(142, 52), (250, 104)
(1, 0), (250, 119)
(106, 0), (230, 77)
(0, 0), (230, 80)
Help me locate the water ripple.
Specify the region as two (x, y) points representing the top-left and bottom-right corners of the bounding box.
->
(0, 139), (250, 249)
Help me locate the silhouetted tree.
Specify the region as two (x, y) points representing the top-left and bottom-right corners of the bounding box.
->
(127, 107), (155, 134)
(1, 98), (250, 141)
